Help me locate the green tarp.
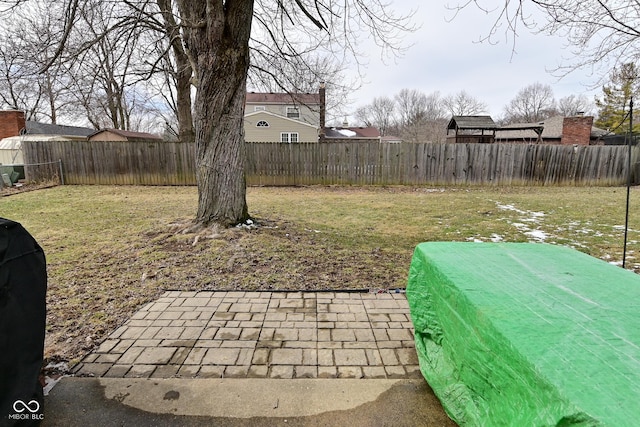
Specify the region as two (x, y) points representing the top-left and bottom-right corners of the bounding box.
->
(406, 242), (640, 426)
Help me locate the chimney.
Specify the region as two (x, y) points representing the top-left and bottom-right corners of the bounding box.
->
(561, 115), (594, 146)
(319, 82), (326, 142)
(0, 110), (26, 140)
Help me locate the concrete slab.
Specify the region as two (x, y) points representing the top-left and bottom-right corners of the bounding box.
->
(42, 377), (458, 426)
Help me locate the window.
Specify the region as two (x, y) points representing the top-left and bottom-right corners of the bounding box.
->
(256, 120), (269, 127)
(281, 132), (299, 143)
(286, 107), (300, 119)
(254, 106), (266, 111)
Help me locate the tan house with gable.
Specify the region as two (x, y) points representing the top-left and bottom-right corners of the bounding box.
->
(244, 88), (324, 143)
(244, 110), (319, 143)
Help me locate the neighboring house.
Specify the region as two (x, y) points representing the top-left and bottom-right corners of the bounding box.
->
(88, 128), (162, 142)
(0, 110), (95, 166)
(494, 115), (609, 145)
(0, 110), (94, 141)
(324, 126), (383, 141)
(244, 87), (324, 143)
(244, 111), (319, 143)
(25, 120), (94, 139)
(447, 114), (609, 145)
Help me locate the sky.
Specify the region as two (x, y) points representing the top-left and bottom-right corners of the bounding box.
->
(343, 1), (604, 122)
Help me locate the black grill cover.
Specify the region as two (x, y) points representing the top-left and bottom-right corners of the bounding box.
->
(0, 218), (47, 426)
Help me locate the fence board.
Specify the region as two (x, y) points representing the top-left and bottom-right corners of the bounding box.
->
(21, 140), (637, 187)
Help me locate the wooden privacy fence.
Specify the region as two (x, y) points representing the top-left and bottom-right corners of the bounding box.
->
(22, 140), (638, 186)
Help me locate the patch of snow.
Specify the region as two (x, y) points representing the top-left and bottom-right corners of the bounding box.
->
(525, 229), (548, 242)
(496, 203), (527, 215)
(490, 234), (504, 242)
(337, 129), (357, 137)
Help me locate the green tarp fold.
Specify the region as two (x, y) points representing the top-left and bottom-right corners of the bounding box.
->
(406, 242), (640, 426)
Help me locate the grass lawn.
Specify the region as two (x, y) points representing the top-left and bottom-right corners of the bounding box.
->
(2, 184), (640, 368)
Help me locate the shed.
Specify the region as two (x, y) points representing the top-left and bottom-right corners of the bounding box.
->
(88, 129), (162, 142)
(0, 137), (23, 164)
(446, 116), (497, 144)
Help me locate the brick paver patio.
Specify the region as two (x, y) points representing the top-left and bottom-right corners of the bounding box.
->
(75, 291), (421, 380)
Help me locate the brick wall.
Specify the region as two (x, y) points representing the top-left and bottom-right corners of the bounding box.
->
(0, 110), (26, 140)
(561, 116), (593, 145)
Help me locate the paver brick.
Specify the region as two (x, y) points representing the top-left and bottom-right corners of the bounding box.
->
(337, 366), (363, 378)
(104, 365), (131, 378)
(118, 347), (145, 364)
(247, 365), (269, 378)
(362, 366), (387, 379)
(202, 348), (240, 365)
(269, 365), (294, 379)
(125, 364), (156, 378)
(184, 348), (206, 365)
(252, 348), (269, 365)
(270, 348), (303, 365)
(215, 328), (242, 340)
(154, 327), (184, 340)
(385, 366), (406, 378)
(379, 348), (399, 365)
(333, 349), (367, 366)
(135, 347), (177, 364)
(198, 366), (224, 378)
(224, 366), (249, 378)
(295, 366), (317, 378)
(331, 329), (356, 342)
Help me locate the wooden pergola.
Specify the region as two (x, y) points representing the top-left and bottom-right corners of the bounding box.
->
(446, 116), (498, 144)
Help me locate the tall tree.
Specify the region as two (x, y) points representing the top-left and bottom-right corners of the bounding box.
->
(556, 94), (594, 117)
(443, 91), (488, 116)
(503, 82), (556, 123)
(355, 96), (396, 136)
(595, 63), (640, 134)
(395, 89), (448, 142)
(173, 0), (414, 226)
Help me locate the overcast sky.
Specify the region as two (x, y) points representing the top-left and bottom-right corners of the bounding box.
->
(343, 1), (603, 122)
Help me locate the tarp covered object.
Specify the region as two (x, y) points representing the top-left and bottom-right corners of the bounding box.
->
(406, 242), (640, 426)
(0, 218), (47, 426)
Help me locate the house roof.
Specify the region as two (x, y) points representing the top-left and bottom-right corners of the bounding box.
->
(324, 127), (381, 139)
(246, 92), (320, 105)
(25, 120), (95, 137)
(89, 128), (162, 140)
(447, 116), (497, 131)
(495, 116), (610, 141)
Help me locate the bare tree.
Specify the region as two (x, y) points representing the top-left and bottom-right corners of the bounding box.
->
(455, 1), (640, 82)
(556, 94), (594, 117)
(354, 96), (396, 136)
(0, 3), (75, 123)
(0, 33), (43, 119)
(503, 82), (556, 123)
(394, 89), (449, 142)
(443, 90), (488, 116)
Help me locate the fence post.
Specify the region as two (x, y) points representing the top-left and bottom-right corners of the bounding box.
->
(58, 159), (65, 185)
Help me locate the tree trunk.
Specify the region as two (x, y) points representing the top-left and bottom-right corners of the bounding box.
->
(178, 0), (254, 226)
(157, 0), (194, 144)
